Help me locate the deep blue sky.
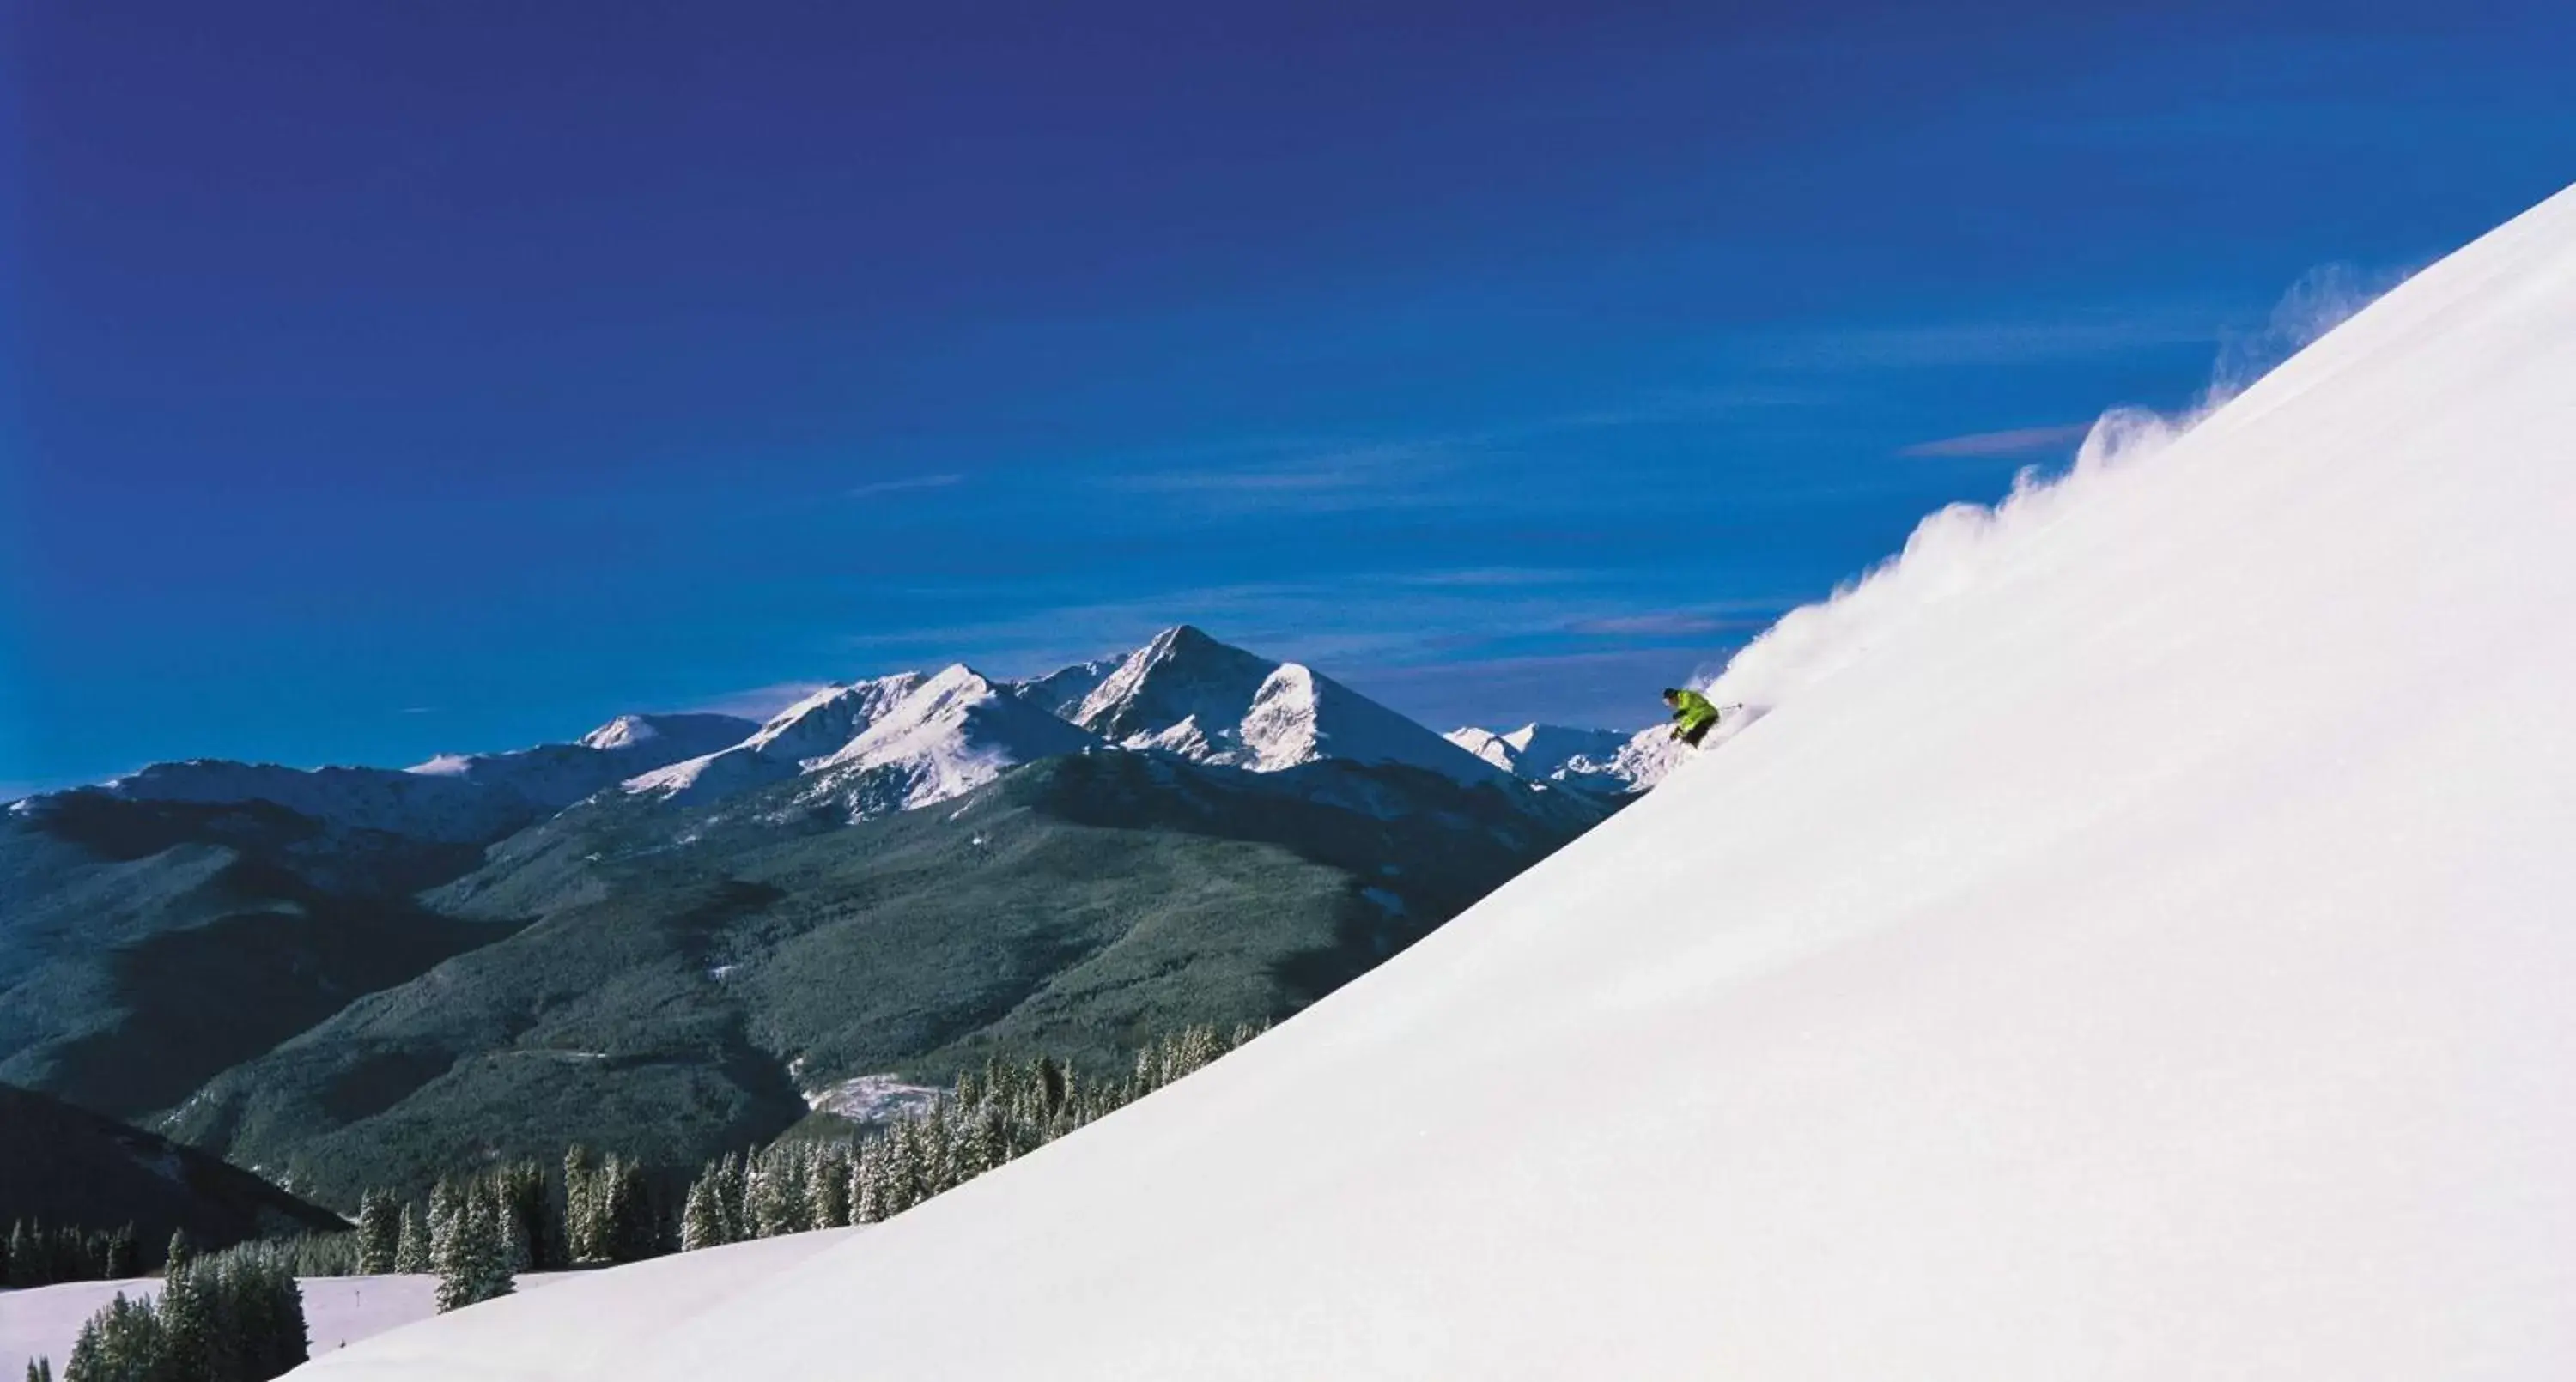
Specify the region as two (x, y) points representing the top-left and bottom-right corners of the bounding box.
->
(6, 1), (2573, 791)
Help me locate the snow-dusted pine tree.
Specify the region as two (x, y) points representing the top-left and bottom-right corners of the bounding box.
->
(807, 1143), (852, 1228)
(680, 1173), (728, 1252)
(394, 1203), (428, 1274)
(434, 1192), (513, 1313)
(356, 1190), (401, 1274)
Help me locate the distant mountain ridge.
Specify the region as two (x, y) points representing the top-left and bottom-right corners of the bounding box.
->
(3, 626), (1670, 1199)
(1445, 722), (1685, 794)
(19, 626), (1631, 837)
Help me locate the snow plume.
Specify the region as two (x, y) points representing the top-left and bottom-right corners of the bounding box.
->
(1696, 266), (2409, 737)
(2208, 260), (2420, 400)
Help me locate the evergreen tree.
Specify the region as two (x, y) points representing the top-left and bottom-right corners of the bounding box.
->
(3, 1221), (29, 1288)
(155, 1263), (216, 1382)
(393, 1203), (428, 1274)
(434, 1191), (513, 1313)
(599, 1155), (657, 1263)
(493, 1161), (551, 1272)
(745, 1153), (792, 1239)
(164, 1229), (194, 1276)
(562, 1147), (601, 1264)
(679, 1171), (728, 1252)
(489, 1177), (532, 1274)
(64, 1292), (163, 1382)
(103, 1226), (138, 1280)
(714, 1153), (749, 1245)
(427, 1176), (467, 1276)
(61, 1318), (102, 1382)
(849, 1142), (885, 1225)
(356, 1191), (401, 1274)
(806, 1143), (852, 1229)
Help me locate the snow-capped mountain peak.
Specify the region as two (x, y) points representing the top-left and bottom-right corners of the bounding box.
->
(624, 674), (926, 803)
(798, 664), (1100, 819)
(1075, 626), (1504, 785)
(577, 714), (662, 751)
(1073, 625), (1276, 744)
(1447, 721), (1679, 793)
(401, 712), (756, 810)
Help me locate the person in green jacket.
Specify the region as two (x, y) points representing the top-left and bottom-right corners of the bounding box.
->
(1662, 688), (1723, 747)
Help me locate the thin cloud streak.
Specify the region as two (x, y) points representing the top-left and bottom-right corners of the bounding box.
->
(1562, 612), (1777, 637)
(1898, 423), (2094, 458)
(849, 473), (967, 499)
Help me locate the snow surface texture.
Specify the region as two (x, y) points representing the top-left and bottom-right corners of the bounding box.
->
(297, 183), (2576, 1379)
(1077, 625), (1506, 785)
(0, 1273), (580, 1379)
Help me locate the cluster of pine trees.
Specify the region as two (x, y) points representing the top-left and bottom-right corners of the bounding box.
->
(1, 1221), (142, 1288)
(678, 1021), (1264, 1251)
(52, 1240), (306, 1382)
(344, 1149), (662, 1312)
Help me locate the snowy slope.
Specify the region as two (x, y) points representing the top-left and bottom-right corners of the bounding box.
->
(297, 184), (2576, 1379)
(0, 1273), (586, 1380)
(1077, 626), (1506, 784)
(406, 712), (753, 808)
(796, 665), (1101, 819)
(621, 675), (923, 803)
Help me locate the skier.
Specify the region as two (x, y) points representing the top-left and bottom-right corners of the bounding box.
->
(1662, 687), (1723, 748)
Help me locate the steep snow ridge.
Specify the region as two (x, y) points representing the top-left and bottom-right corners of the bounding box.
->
(406, 712), (754, 809)
(796, 665), (1099, 820)
(623, 675), (924, 803)
(1078, 626), (1505, 785)
(296, 184), (2576, 1379)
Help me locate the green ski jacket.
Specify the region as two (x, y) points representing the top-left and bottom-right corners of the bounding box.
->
(1668, 688), (1721, 732)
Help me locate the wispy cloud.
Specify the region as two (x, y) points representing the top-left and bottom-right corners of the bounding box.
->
(694, 681), (833, 721)
(1562, 611), (1777, 637)
(1898, 423), (2094, 458)
(1391, 567), (1589, 590)
(849, 473), (966, 500)
(1767, 306), (2227, 372)
(1096, 385), (1821, 519)
(1109, 443), (1461, 513)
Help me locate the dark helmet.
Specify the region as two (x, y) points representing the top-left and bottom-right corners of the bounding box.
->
(1661, 687), (1683, 700)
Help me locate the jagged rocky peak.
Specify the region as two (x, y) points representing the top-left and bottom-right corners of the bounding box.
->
(1075, 626), (1504, 785)
(1074, 625), (1279, 744)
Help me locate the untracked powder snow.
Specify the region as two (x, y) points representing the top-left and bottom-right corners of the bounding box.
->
(295, 183), (2576, 1380)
